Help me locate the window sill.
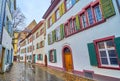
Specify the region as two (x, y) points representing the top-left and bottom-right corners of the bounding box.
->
(98, 66), (120, 70)
(65, 19), (106, 38)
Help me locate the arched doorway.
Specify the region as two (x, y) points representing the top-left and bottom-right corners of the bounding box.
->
(63, 46), (74, 72)
(44, 55), (47, 67)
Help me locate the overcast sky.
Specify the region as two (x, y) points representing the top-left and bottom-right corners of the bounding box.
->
(17, 0), (50, 28)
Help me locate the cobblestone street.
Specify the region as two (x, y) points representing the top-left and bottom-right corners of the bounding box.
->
(0, 62), (94, 81)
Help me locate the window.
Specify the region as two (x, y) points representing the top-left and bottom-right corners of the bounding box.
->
(66, 0), (72, 10)
(97, 40), (119, 67)
(48, 33), (53, 44)
(20, 56), (23, 60)
(87, 8), (94, 25)
(56, 27), (61, 41)
(81, 14), (87, 28)
(37, 54), (43, 61)
(116, 0), (120, 12)
(55, 9), (60, 20)
(73, 19), (77, 31)
(69, 19), (74, 34)
(49, 17), (52, 26)
(40, 41), (44, 48)
(40, 28), (44, 35)
(49, 49), (57, 63)
(36, 32), (39, 38)
(65, 23), (69, 36)
(94, 5), (102, 22)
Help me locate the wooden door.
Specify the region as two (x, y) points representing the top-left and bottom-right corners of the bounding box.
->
(65, 53), (73, 72)
(44, 55), (47, 67)
(0, 48), (5, 69)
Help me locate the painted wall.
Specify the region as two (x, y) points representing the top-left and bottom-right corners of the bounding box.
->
(45, 0), (120, 79)
(33, 23), (45, 64)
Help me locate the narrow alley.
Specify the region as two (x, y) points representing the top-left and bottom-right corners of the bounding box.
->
(0, 62), (94, 81)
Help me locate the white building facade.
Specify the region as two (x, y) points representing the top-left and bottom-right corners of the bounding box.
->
(0, 0), (16, 73)
(43, 0), (120, 81)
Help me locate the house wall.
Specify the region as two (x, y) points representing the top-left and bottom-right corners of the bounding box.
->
(45, 0), (120, 80)
(33, 23), (45, 64)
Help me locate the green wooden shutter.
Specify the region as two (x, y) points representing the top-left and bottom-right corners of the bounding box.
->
(40, 54), (43, 61)
(48, 34), (50, 45)
(59, 5), (62, 16)
(54, 49), (57, 62)
(52, 30), (56, 43)
(61, 2), (65, 14)
(75, 14), (80, 31)
(114, 37), (120, 61)
(60, 24), (64, 39)
(87, 43), (98, 66)
(100, 0), (115, 19)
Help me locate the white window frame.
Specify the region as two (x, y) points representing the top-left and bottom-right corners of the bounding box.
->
(97, 40), (119, 68)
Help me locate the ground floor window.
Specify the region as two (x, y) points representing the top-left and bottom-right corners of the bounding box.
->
(49, 49), (57, 63)
(96, 40), (119, 67)
(37, 54), (43, 61)
(87, 36), (120, 69)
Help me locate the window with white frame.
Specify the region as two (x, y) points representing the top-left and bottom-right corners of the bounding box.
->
(81, 14), (87, 28)
(56, 9), (60, 20)
(56, 27), (61, 41)
(97, 40), (119, 67)
(49, 17), (52, 26)
(87, 8), (94, 25)
(66, 0), (72, 10)
(94, 5), (102, 22)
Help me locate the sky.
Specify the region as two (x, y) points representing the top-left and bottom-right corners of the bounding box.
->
(17, 0), (51, 29)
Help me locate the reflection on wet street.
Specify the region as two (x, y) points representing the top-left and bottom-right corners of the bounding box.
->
(0, 62), (94, 81)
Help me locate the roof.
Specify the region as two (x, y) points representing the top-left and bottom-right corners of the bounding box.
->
(42, 0), (60, 19)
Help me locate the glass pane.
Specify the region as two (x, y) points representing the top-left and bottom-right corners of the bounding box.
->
(108, 50), (116, 57)
(98, 42), (105, 49)
(101, 58), (108, 65)
(87, 8), (94, 25)
(110, 58), (118, 65)
(81, 14), (87, 28)
(118, 0), (120, 6)
(106, 40), (114, 48)
(94, 5), (102, 21)
(100, 51), (107, 57)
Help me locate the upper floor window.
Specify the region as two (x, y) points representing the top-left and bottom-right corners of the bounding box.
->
(116, 0), (120, 11)
(87, 8), (94, 25)
(56, 27), (61, 41)
(40, 28), (44, 35)
(36, 32), (39, 38)
(81, 14), (87, 28)
(94, 5), (102, 22)
(49, 17), (52, 27)
(66, 0), (72, 10)
(55, 9), (60, 20)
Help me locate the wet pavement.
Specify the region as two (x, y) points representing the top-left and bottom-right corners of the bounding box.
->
(0, 62), (94, 81)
